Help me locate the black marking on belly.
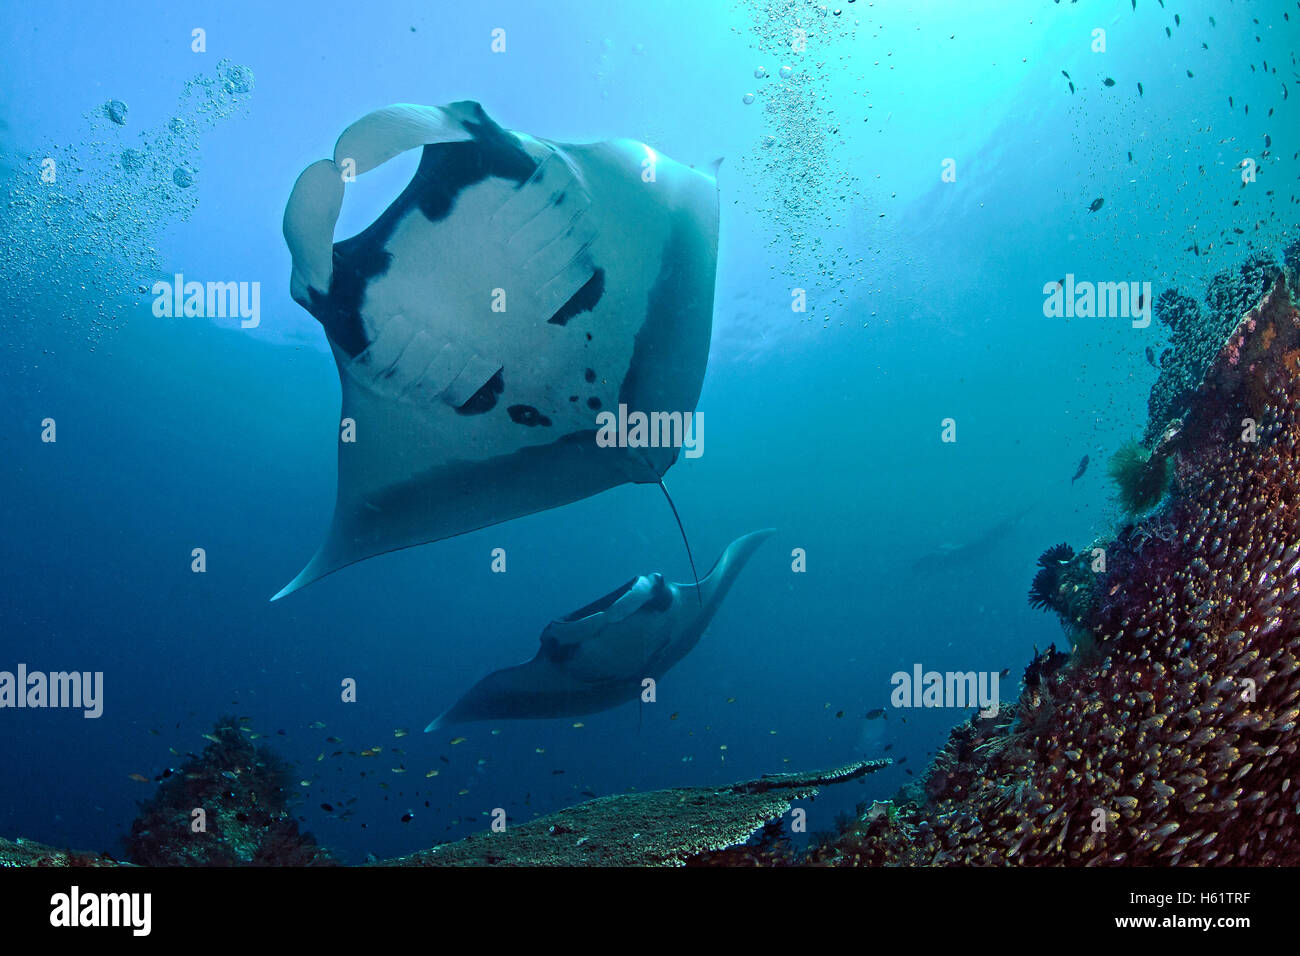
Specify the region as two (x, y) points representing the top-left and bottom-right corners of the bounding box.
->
(455, 369), (504, 416)
(584, 368), (596, 383)
(307, 102), (538, 358)
(587, 396), (601, 410)
(508, 404), (553, 427)
(547, 268), (605, 326)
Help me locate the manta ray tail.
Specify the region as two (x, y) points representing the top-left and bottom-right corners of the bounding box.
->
(658, 479), (701, 606)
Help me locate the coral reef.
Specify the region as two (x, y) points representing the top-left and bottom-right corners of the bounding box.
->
(0, 836), (124, 868)
(4, 757), (885, 868)
(1144, 254), (1282, 446)
(383, 759), (888, 866)
(815, 273), (1300, 865)
(124, 716), (334, 866)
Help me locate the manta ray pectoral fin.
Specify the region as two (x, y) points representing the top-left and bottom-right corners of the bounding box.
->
(691, 528), (777, 609)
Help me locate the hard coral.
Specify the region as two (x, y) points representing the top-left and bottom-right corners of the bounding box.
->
(1145, 255), (1282, 445)
(383, 759), (889, 867)
(125, 716), (334, 866)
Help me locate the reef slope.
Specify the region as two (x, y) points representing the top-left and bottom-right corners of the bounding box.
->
(817, 274), (1300, 865)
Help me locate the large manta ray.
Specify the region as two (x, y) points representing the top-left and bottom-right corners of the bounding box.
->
(426, 530), (774, 729)
(275, 102), (720, 599)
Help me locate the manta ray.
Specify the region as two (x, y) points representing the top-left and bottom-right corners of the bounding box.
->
(908, 506), (1033, 578)
(275, 101), (721, 599)
(425, 529), (774, 729)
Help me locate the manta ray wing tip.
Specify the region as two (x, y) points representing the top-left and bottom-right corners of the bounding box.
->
(269, 578), (300, 602)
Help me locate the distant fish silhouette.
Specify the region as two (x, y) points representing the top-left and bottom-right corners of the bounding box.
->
(909, 507), (1032, 577)
(1071, 455), (1089, 483)
(1088, 197), (1105, 212)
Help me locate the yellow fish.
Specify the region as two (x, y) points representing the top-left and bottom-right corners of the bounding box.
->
(393, 728), (409, 738)
(309, 721), (326, 729)
(425, 769), (440, 778)
(127, 773), (150, 783)
(201, 733), (221, 743)
(392, 767), (407, 774)
(450, 737), (467, 746)
(670, 712), (679, 720)
(316, 752), (325, 762)
(572, 722), (584, 729)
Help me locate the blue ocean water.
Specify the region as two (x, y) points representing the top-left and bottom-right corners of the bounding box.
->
(0, 1), (1295, 864)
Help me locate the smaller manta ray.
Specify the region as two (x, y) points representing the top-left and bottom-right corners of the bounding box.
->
(425, 530), (774, 729)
